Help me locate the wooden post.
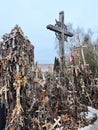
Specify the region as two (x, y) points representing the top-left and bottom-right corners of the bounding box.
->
(35, 63), (39, 81)
(48, 64), (51, 74)
(81, 46), (86, 65)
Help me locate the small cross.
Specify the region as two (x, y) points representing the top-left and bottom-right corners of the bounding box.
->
(22, 76), (27, 87)
(64, 114), (70, 121)
(4, 84), (8, 101)
(86, 92), (92, 105)
(50, 118), (61, 130)
(32, 117), (41, 130)
(1, 84), (9, 107)
(5, 53), (11, 60)
(81, 82), (85, 94)
(42, 120), (51, 130)
(15, 72), (22, 88)
(54, 118), (61, 127)
(77, 120), (82, 128)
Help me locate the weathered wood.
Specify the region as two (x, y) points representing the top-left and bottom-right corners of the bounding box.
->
(47, 11), (73, 72)
(0, 25), (35, 129)
(76, 36), (87, 65)
(47, 24), (73, 37)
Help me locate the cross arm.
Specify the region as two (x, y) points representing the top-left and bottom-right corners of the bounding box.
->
(75, 45), (87, 49)
(46, 24), (73, 37)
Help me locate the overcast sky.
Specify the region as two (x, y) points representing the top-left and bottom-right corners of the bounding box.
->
(0, 0), (98, 64)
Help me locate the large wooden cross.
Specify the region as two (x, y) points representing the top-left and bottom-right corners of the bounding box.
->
(74, 45), (87, 65)
(47, 11), (73, 72)
(76, 36), (87, 65)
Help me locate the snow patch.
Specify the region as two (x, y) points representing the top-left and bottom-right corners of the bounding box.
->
(78, 106), (98, 130)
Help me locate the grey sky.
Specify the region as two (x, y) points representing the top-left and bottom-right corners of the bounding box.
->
(0, 0), (98, 64)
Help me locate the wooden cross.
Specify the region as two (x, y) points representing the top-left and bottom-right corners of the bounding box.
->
(38, 79), (45, 88)
(47, 11), (73, 72)
(32, 117), (41, 130)
(11, 72), (24, 124)
(81, 81), (85, 94)
(50, 118), (61, 130)
(62, 114), (70, 122)
(76, 36), (87, 65)
(14, 72), (24, 114)
(42, 120), (51, 130)
(5, 53), (11, 61)
(86, 92), (92, 106)
(45, 98), (56, 119)
(22, 76), (27, 87)
(4, 84), (8, 106)
(77, 120), (82, 128)
(0, 83), (9, 108)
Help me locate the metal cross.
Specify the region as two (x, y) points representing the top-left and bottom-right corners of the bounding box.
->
(47, 11), (73, 72)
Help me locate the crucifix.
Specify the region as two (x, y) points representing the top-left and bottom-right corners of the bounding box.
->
(47, 11), (73, 72)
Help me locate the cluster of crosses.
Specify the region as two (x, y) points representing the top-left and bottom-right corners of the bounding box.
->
(0, 11), (97, 130)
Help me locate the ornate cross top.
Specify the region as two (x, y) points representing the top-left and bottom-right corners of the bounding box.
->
(47, 11), (73, 72)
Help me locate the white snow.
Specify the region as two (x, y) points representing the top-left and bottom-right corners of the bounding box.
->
(78, 106), (98, 130)
(55, 107), (98, 130)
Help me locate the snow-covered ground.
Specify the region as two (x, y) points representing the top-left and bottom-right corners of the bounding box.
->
(78, 107), (98, 130)
(56, 107), (98, 130)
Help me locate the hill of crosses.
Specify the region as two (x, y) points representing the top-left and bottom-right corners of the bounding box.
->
(0, 25), (98, 129)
